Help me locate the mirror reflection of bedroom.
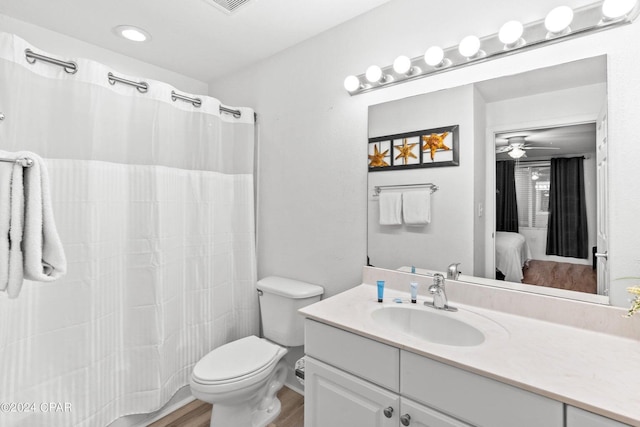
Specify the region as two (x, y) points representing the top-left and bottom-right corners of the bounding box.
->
(495, 122), (600, 295)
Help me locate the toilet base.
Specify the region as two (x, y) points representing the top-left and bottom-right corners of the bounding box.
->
(203, 359), (288, 427)
(210, 396), (282, 427)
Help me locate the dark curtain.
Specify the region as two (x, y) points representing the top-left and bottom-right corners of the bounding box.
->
(546, 157), (588, 259)
(496, 160), (519, 233)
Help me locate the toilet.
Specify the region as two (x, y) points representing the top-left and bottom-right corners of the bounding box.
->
(190, 276), (324, 427)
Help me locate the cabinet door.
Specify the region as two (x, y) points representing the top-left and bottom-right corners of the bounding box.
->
(400, 398), (473, 427)
(305, 356), (399, 427)
(566, 406), (632, 427)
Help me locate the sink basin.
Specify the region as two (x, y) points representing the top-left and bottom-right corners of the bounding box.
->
(371, 305), (487, 346)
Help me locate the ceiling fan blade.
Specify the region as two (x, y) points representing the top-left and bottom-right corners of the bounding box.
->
(495, 146), (512, 153)
(522, 146), (560, 150)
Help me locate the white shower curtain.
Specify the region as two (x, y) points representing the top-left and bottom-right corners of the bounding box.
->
(0, 33), (258, 426)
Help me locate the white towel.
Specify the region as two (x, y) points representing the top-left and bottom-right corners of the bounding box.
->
(378, 192), (402, 225)
(402, 190), (431, 225)
(0, 161), (12, 288)
(0, 154), (25, 297)
(0, 150), (66, 298)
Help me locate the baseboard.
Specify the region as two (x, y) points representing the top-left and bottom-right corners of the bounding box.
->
(284, 380), (304, 396)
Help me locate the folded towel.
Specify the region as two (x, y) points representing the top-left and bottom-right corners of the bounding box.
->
(0, 161), (12, 288)
(0, 154), (25, 297)
(0, 150), (66, 298)
(22, 151), (67, 283)
(402, 190), (431, 225)
(379, 192), (402, 225)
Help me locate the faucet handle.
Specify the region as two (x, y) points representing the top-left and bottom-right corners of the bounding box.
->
(447, 262), (461, 279)
(433, 273), (444, 286)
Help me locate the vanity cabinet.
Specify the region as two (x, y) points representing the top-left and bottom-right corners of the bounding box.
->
(401, 350), (563, 427)
(566, 406), (631, 427)
(304, 319), (563, 427)
(304, 357), (398, 427)
(305, 357), (470, 427)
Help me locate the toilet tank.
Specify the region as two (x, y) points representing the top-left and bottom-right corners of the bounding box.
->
(257, 276), (324, 347)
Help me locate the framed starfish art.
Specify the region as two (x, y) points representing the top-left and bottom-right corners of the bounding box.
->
(368, 125), (459, 171)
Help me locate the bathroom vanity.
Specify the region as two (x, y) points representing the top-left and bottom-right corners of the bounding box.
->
(300, 268), (640, 427)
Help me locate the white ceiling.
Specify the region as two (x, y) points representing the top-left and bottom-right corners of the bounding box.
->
(495, 123), (597, 161)
(475, 55), (607, 103)
(0, 0), (392, 82)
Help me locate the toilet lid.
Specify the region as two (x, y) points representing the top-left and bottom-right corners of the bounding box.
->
(192, 336), (281, 383)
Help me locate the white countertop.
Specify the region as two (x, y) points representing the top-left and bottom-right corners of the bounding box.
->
(300, 284), (640, 426)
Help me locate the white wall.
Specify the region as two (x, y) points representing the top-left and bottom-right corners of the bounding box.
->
(209, 0), (640, 306)
(0, 14), (208, 94)
(473, 87), (487, 277)
(367, 85), (475, 273)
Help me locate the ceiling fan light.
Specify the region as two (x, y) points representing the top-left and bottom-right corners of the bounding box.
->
(508, 147), (526, 159)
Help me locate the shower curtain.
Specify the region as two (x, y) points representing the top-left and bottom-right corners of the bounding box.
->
(496, 160), (519, 233)
(546, 157), (589, 259)
(0, 33), (258, 426)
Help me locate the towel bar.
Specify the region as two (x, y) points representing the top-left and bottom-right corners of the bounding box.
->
(0, 157), (34, 168)
(373, 183), (438, 197)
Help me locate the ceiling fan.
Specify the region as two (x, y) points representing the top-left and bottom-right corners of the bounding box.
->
(495, 136), (559, 159)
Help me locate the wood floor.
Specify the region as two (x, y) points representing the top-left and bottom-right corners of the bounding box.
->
(148, 386), (304, 427)
(522, 259), (597, 294)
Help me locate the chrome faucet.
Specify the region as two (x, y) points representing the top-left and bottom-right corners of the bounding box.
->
(426, 273), (457, 312)
(447, 262), (461, 280)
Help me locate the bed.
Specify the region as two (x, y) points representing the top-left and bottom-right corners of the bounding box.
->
(495, 231), (532, 283)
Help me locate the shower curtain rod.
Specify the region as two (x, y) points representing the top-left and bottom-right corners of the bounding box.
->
(0, 157), (34, 168)
(23, 48), (249, 120)
(108, 72), (149, 93)
(25, 48), (77, 74)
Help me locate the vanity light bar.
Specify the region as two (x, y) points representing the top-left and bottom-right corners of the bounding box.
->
(344, 0), (640, 95)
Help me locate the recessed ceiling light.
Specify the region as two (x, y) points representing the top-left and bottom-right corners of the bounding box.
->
(113, 25), (151, 42)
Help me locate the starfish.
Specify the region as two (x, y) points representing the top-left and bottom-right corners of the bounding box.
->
(422, 132), (450, 161)
(394, 138), (418, 165)
(368, 143), (389, 167)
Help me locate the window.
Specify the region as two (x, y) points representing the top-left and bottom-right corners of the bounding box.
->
(514, 162), (550, 228)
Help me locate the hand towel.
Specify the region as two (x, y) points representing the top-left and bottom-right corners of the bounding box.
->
(0, 153), (25, 296)
(402, 190), (431, 225)
(0, 161), (12, 288)
(0, 150), (66, 298)
(379, 192), (402, 225)
(21, 151), (67, 284)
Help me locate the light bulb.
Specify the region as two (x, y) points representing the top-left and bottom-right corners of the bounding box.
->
(545, 6), (574, 35)
(508, 147), (526, 159)
(458, 35), (482, 59)
(343, 75), (361, 92)
(602, 0), (637, 20)
(499, 20), (525, 48)
(424, 46), (445, 67)
(393, 56), (412, 74)
(366, 65), (383, 83)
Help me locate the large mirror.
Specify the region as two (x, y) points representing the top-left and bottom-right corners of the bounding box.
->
(367, 55), (608, 304)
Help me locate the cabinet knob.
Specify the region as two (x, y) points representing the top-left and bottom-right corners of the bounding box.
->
(400, 413), (411, 426)
(383, 406), (394, 418)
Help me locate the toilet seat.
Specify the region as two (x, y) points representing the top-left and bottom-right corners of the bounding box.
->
(192, 336), (284, 387)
